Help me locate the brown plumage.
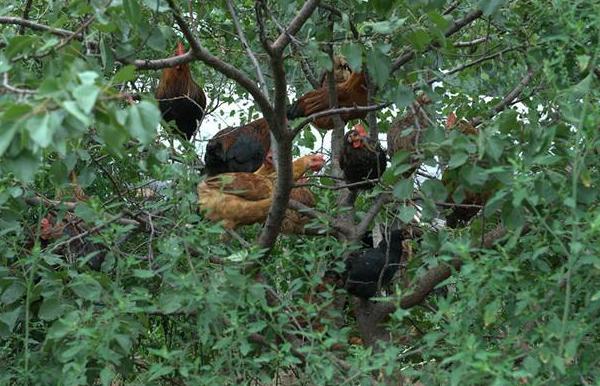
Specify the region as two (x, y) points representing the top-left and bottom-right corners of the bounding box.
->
(204, 117), (271, 176)
(386, 94), (432, 176)
(255, 152), (317, 234)
(441, 112), (490, 228)
(287, 72), (368, 130)
(318, 55), (352, 87)
(198, 154), (325, 231)
(339, 124), (387, 190)
(155, 42), (207, 140)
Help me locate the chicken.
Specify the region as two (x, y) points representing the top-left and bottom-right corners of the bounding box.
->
(287, 72), (368, 130)
(39, 213), (105, 270)
(155, 42), (207, 140)
(254, 151), (316, 234)
(198, 154), (325, 231)
(339, 124), (387, 190)
(318, 55), (352, 87)
(441, 112), (490, 228)
(204, 117), (271, 176)
(386, 94), (432, 176)
(343, 230), (404, 299)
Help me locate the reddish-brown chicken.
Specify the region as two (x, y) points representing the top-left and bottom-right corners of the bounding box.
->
(287, 72), (368, 130)
(254, 152), (316, 234)
(318, 55), (352, 87)
(198, 154), (325, 231)
(204, 117), (271, 176)
(155, 42), (207, 140)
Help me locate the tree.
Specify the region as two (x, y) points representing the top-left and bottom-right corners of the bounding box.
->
(1, 0), (599, 384)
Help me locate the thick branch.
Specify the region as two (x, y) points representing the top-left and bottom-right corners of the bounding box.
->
(291, 103), (392, 137)
(353, 193), (393, 240)
(0, 16), (80, 38)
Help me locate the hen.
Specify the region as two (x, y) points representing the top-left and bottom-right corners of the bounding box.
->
(287, 72), (368, 130)
(155, 42), (207, 140)
(386, 94), (432, 176)
(254, 152), (316, 234)
(318, 55), (352, 87)
(343, 230), (404, 299)
(339, 124), (387, 190)
(204, 117), (271, 176)
(441, 112), (491, 228)
(198, 154), (325, 231)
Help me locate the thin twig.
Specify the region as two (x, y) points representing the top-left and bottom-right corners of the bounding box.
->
(0, 16), (80, 38)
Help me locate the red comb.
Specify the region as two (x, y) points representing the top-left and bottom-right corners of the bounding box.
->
(354, 124), (367, 137)
(175, 41), (186, 56)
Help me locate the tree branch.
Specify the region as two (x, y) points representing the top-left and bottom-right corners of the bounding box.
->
(0, 16), (80, 38)
(390, 8), (484, 74)
(226, 0), (270, 100)
(271, 0), (321, 54)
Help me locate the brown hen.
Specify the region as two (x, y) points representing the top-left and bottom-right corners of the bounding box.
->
(198, 154), (325, 231)
(287, 72), (368, 130)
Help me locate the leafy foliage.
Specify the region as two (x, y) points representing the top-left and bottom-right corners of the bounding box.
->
(1, 0), (600, 385)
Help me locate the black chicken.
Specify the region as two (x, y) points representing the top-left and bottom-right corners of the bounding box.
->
(155, 42), (207, 140)
(343, 229), (404, 299)
(339, 124), (387, 190)
(204, 117), (271, 176)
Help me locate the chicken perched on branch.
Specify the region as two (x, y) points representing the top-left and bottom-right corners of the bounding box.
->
(287, 72), (368, 130)
(386, 94), (432, 175)
(340, 124), (387, 190)
(441, 112), (491, 228)
(255, 152), (316, 234)
(318, 55), (352, 87)
(343, 230), (405, 299)
(198, 154), (325, 231)
(204, 118), (271, 176)
(155, 42), (207, 140)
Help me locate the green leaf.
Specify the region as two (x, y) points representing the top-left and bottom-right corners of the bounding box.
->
(421, 179), (448, 202)
(73, 84), (100, 114)
(340, 43), (363, 72)
(69, 274), (103, 301)
(393, 86), (414, 108)
(100, 367), (116, 386)
(39, 297), (67, 321)
(483, 299), (499, 326)
(126, 101), (160, 144)
(398, 205), (416, 223)
(133, 269), (155, 278)
(366, 47), (391, 88)
(448, 152), (468, 169)
(479, 0), (506, 16)
(0, 53), (11, 72)
(141, 0), (169, 12)
(1, 282), (25, 305)
(4, 151), (40, 183)
(78, 71), (99, 85)
(123, 0), (142, 24)
(393, 179), (413, 199)
(407, 29), (431, 51)
(0, 126), (18, 157)
(148, 26), (167, 52)
(0, 307), (22, 332)
(63, 101), (91, 126)
(576, 55), (590, 72)
(462, 164), (488, 186)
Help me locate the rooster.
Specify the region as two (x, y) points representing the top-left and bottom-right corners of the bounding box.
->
(254, 151), (316, 234)
(343, 229), (404, 299)
(198, 154), (325, 231)
(339, 124), (387, 190)
(155, 42), (207, 140)
(287, 72), (368, 130)
(204, 117), (271, 176)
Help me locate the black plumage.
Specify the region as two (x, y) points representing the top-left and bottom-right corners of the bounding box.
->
(339, 125), (387, 190)
(204, 118), (271, 176)
(344, 230), (404, 299)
